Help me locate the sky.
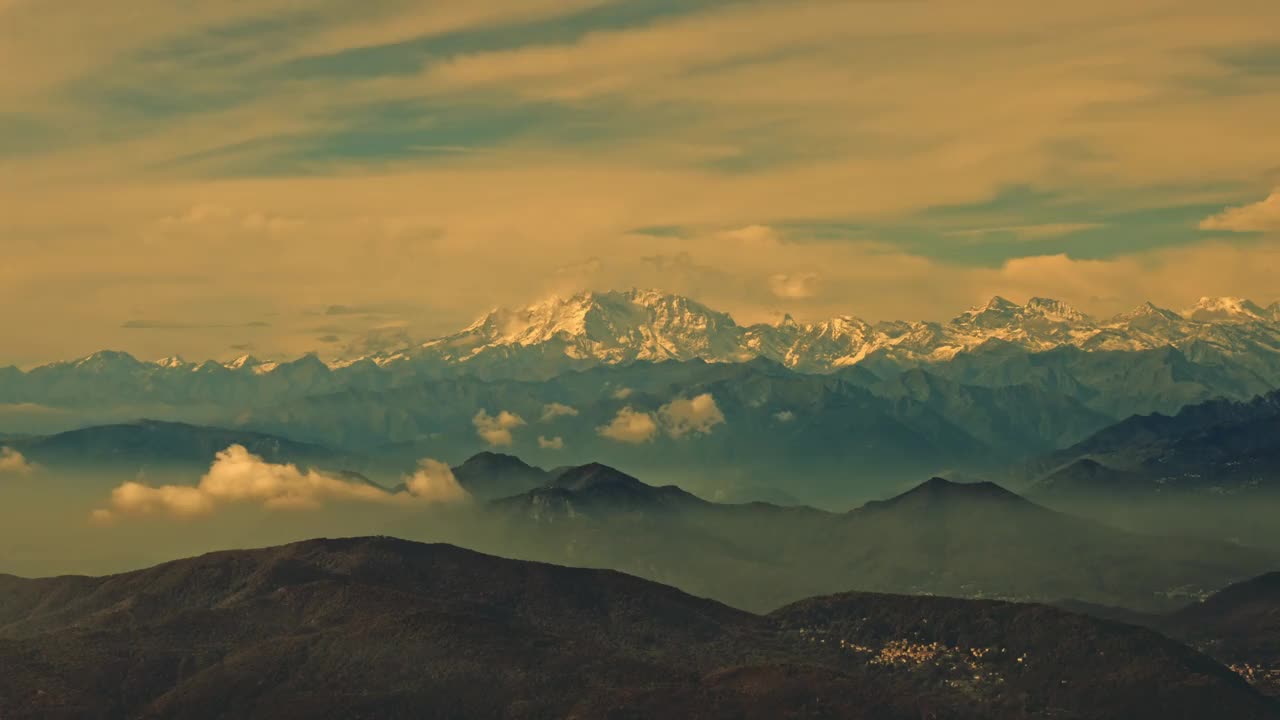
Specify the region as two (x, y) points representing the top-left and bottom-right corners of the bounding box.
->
(3, 0), (1280, 367)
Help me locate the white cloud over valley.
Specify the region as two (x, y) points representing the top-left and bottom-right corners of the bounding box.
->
(473, 409), (527, 447)
(598, 393), (727, 443)
(597, 407), (659, 444)
(90, 445), (467, 523)
(0, 447), (34, 475)
(659, 393), (726, 438)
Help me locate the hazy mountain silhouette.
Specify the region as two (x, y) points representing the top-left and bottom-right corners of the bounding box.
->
(6, 419), (351, 476)
(467, 462), (1276, 613)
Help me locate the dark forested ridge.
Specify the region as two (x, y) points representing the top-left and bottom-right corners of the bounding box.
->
(0, 537), (1275, 720)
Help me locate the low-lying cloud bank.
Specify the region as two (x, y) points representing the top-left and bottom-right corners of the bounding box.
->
(91, 444), (467, 524)
(598, 393), (726, 444)
(0, 447), (34, 475)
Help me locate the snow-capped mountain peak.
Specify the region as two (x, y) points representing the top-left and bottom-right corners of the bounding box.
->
(1112, 301), (1181, 324)
(70, 350), (144, 372)
(421, 289), (746, 365)
(1183, 296), (1268, 324)
(14, 291), (1280, 383)
(155, 355), (190, 370)
(223, 355), (280, 374)
(1023, 297), (1089, 323)
(362, 290), (1280, 375)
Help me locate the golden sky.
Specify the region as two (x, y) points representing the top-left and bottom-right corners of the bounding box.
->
(3, 0), (1279, 365)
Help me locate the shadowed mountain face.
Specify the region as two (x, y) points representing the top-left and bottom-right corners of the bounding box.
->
(1025, 388), (1280, 495)
(5, 420), (353, 478)
(1017, 390), (1280, 548)
(491, 463), (708, 520)
(0, 537), (1274, 720)
(449, 451), (550, 500)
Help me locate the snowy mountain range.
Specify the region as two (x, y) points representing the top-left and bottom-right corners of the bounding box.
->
(358, 290), (1280, 375)
(8, 290), (1280, 384)
(5, 290), (1280, 503)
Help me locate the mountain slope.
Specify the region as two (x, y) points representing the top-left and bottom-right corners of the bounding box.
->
(6, 419), (350, 475)
(0, 537), (1274, 720)
(474, 464), (1276, 613)
(1024, 389), (1280, 496)
(1167, 572), (1280, 696)
(448, 451), (550, 500)
(491, 462), (708, 520)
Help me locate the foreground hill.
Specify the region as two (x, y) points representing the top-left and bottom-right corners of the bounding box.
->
(0, 537), (1274, 719)
(1165, 572), (1280, 697)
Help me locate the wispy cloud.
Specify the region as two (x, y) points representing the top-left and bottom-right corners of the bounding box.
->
(122, 319), (271, 330)
(1200, 190), (1280, 232)
(540, 402), (579, 422)
(4, 1), (1280, 365)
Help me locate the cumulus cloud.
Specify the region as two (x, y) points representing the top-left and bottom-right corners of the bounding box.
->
(597, 394), (727, 443)
(402, 458), (470, 502)
(611, 387), (633, 399)
(538, 435), (565, 449)
(540, 402), (579, 422)
(597, 407), (659, 443)
(91, 445), (467, 523)
(774, 410), (796, 423)
(659, 393), (726, 438)
(1200, 190), (1280, 232)
(473, 409), (526, 446)
(0, 447), (34, 475)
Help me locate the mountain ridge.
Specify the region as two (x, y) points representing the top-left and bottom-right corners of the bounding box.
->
(12, 290), (1280, 378)
(2, 537), (1276, 719)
